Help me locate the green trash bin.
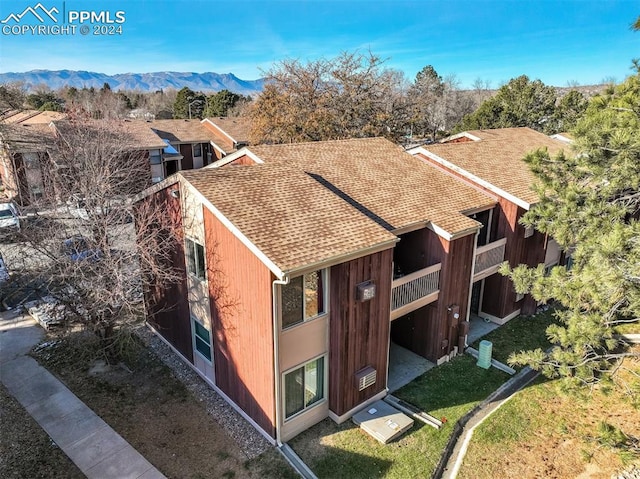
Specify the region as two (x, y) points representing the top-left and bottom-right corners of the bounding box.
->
(477, 340), (492, 369)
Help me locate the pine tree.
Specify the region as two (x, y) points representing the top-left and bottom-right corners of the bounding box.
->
(504, 67), (640, 395)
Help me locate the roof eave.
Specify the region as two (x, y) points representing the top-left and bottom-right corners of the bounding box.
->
(412, 147), (531, 211)
(282, 237), (399, 277)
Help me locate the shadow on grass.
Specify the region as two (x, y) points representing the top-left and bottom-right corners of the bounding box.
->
(310, 445), (394, 479)
(289, 419), (415, 479)
(470, 308), (558, 366)
(394, 355), (510, 415)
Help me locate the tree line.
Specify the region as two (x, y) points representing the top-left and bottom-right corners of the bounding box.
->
(2, 50), (596, 144)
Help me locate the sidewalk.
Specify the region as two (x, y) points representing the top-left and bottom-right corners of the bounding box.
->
(0, 310), (166, 479)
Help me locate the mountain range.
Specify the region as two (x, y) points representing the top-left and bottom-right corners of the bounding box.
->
(0, 70), (265, 96)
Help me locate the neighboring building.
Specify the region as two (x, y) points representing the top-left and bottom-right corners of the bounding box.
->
(200, 117), (251, 162)
(0, 110), (67, 204)
(0, 109), (66, 125)
(0, 123), (55, 204)
(0, 116), (248, 204)
(410, 127), (568, 322)
(146, 119), (219, 181)
(136, 137), (508, 443)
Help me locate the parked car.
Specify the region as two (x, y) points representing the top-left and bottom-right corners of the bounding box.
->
(66, 195), (133, 224)
(0, 202), (20, 236)
(61, 235), (103, 262)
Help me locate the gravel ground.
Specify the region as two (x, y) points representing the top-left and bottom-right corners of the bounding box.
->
(615, 467), (640, 479)
(136, 324), (273, 459)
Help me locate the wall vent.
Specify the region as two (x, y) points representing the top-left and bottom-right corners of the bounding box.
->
(524, 226), (534, 238)
(356, 281), (376, 302)
(355, 366), (377, 391)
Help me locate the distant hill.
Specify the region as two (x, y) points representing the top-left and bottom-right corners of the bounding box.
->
(0, 70), (265, 96)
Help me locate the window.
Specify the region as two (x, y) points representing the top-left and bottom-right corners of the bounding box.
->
(149, 150), (162, 165)
(193, 143), (202, 158)
(282, 270), (325, 329)
(284, 357), (324, 419)
(186, 238), (206, 281)
(192, 318), (211, 361)
(23, 153), (39, 169)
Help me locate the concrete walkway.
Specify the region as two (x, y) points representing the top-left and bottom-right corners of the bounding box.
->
(0, 310), (166, 479)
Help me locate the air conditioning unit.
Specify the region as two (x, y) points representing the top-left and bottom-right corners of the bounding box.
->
(355, 366), (377, 391)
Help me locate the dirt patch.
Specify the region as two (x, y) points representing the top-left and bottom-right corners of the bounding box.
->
(0, 384), (84, 479)
(30, 333), (295, 479)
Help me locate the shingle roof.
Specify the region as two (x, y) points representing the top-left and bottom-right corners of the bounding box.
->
(0, 123), (55, 152)
(146, 119), (219, 143)
(181, 164), (398, 274)
(204, 117), (251, 143)
(180, 137), (498, 273)
(422, 127), (568, 206)
(247, 137), (495, 236)
(0, 110), (66, 125)
(52, 120), (166, 150)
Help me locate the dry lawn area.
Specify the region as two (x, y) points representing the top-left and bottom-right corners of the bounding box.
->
(27, 334), (295, 479)
(459, 347), (640, 479)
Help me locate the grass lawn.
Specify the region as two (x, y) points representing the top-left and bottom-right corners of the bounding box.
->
(289, 356), (509, 478)
(458, 347), (640, 478)
(470, 307), (558, 366)
(288, 308), (559, 478)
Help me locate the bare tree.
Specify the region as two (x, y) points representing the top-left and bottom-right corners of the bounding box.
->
(5, 114), (181, 360)
(248, 50), (410, 143)
(0, 82), (27, 110)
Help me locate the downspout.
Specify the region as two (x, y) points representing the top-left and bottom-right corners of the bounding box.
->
(272, 276), (289, 446)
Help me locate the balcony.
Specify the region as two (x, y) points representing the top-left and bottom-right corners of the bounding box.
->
(473, 238), (507, 282)
(391, 263), (441, 320)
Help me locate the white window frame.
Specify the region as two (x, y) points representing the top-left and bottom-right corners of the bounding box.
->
(185, 237), (206, 282)
(282, 354), (327, 421)
(192, 143), (202, 158)
(281, 269), (327, 330)
(149, 149), (162, 165)
(191, 316), (212, 363)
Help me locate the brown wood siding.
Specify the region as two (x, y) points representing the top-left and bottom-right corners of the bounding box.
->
(482, 199), (546, 317)
(441, 136), (474, 143)
(211, 148), (225, 163)
(228, 155), (257, 166)
(203, 207), (276, 437)
(437, 233), (475, 354)
(179, 144), (194, 170)
(137, 187), (192, 361)
(329, 248), (393, 417)
(391, 230), (475, 362)
(418, 153), (548, 320)
(394, 228), (440, 275)
(12, 153), (30, 206)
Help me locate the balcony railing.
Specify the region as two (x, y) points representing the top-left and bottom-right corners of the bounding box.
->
(391, 263), (441, 320)
(473, 238), (507, 281)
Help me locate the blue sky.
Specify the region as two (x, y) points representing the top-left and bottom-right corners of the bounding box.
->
(0, 0), (638, 88)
